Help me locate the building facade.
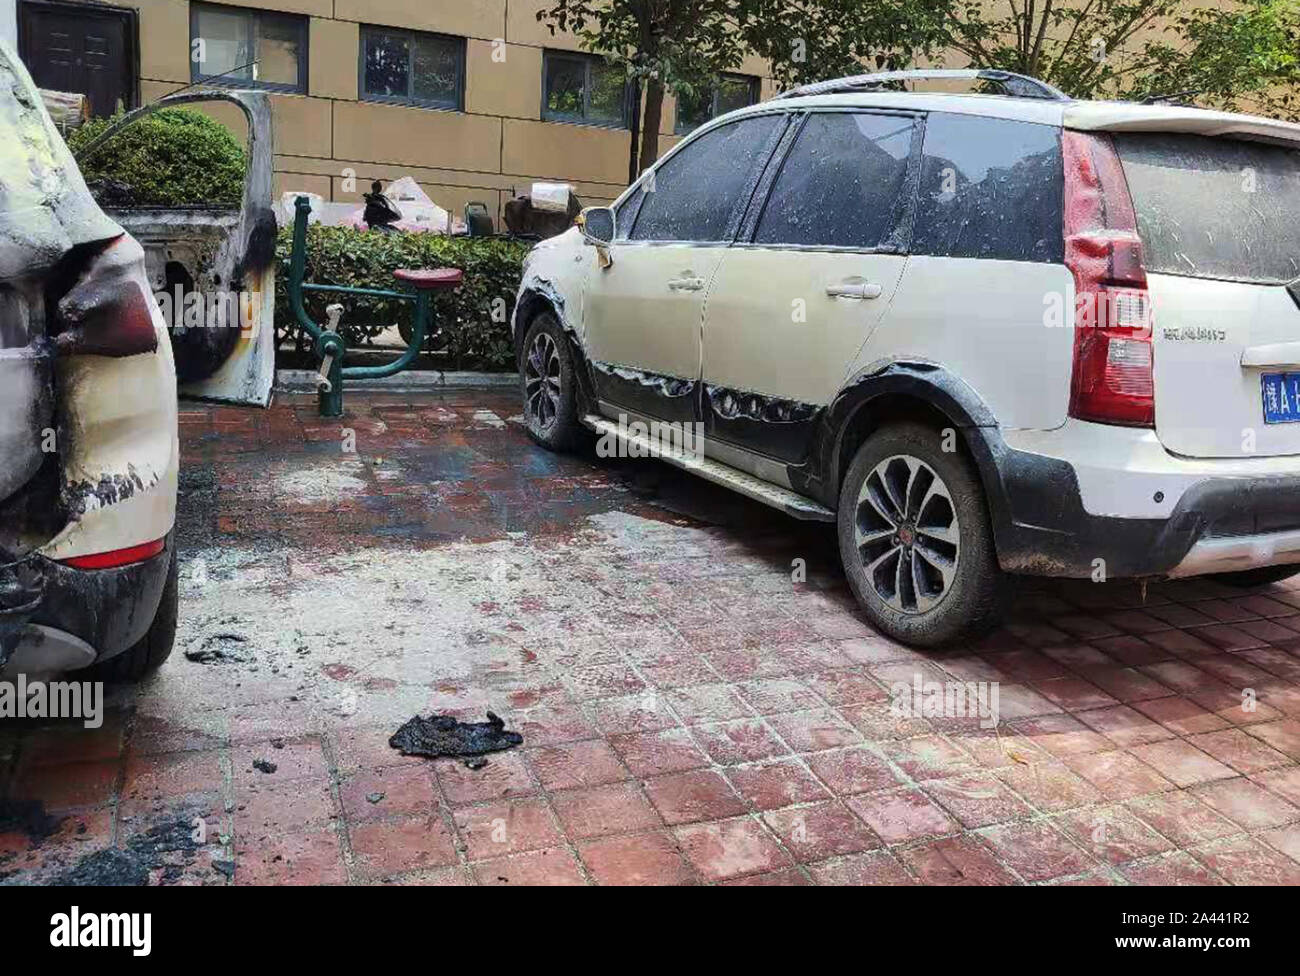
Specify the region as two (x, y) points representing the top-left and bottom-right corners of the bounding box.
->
(4, 0), (775, 220)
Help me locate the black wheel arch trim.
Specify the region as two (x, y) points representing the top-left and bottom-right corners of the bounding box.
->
(798, 360), (1153, 578)
(514, 283), (599, 410)
(803, 361), (1234, 578)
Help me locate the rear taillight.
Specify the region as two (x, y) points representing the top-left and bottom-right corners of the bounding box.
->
(59, 538), (165, 570)
(1062, 130), (1154, 427)
(51, 235), (159, 359)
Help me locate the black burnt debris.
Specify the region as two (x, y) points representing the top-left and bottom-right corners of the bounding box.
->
(389, 711), (523, 760)
(50, 814), (205, 887)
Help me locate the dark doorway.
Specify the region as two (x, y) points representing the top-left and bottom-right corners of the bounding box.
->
(18, 0), (138, 118)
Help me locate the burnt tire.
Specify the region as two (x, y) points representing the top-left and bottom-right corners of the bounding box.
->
(520, 311), (584, 451)
(1207, 564), (1300, 589)
(85, 549), (178, 683)
(837, 422), (1008, 648)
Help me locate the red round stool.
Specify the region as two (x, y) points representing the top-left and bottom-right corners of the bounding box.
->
(393, 268), (464, 290)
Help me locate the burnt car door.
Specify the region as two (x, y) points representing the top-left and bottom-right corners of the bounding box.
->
(72, 90), (278, 405)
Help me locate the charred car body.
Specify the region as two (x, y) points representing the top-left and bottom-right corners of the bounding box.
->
(1, 41), (178, 680)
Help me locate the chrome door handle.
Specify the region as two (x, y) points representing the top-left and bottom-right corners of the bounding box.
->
(825, 282), (882, 300)
(668, 277), (705, 292)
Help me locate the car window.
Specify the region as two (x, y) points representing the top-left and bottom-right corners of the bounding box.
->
(1113, 132), (1300, 285)
(912, 113), (1063, 263)
(613, 185), (643, 240)
(755, 112), (918, 250)
(630, 114), (782, 243)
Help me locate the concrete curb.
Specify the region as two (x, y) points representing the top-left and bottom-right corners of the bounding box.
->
(275, 369), (519, 393)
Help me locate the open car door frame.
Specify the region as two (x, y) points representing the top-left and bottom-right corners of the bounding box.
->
(73, 89), (278, 406)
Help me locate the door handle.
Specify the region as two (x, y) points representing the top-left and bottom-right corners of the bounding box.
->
(668, 276), (705, 292)
(825, 282), (882, 300)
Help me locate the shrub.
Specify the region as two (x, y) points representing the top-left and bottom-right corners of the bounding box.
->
(274, 224), (531, 372)
(67, 108), (246, 208)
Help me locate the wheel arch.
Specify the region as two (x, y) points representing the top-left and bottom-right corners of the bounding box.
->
(513, 281), (598, 409)
(817, 361), (1016, 558)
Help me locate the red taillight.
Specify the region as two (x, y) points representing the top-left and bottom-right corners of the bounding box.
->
(60, 539), (165, 570)
(1062, 130), (1154, 427)
(52, 235), (159, 359)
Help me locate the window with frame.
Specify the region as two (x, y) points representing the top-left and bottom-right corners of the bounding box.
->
(675, 74), (759, 133)
(755, 112), (918, 251)
(360, 26), (465, 110)
(190, 2), (307, 93)
(912, 112), (1064, 263)
(629, 114), (783, 243)
(543, 51), (628, 127)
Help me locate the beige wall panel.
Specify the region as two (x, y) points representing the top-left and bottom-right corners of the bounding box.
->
(274, 171), (331, 199)
(269, 95), (332, 157)
(333, 100), (503, 172)
(465, 40), (541, 119)
(505, 1), (584, 50)
(309, 18), (359, 100)
(334, 0), (506, 40)
(502, 118), (629, 184)
(130, 0), (191, 84)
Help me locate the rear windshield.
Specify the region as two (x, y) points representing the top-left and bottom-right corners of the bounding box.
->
(1113, 132), (1300, 285)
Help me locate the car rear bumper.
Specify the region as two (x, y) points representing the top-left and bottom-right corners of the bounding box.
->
(2, 533), (174, 674)
(984, 421), (1300, 579)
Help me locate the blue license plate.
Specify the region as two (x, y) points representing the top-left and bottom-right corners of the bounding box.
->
(1262, 372), (1300, 424)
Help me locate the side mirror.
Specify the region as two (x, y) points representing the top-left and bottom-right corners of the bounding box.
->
(579, 206), (616, 248)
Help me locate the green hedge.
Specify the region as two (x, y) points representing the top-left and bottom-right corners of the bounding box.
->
(67, 108), (246, 208)
(274, 224), (531, 372)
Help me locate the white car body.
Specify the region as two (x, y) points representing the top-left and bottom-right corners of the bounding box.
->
(514, 77), (1300, 616)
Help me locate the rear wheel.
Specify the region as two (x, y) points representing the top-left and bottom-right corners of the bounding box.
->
(521, 312), (584, 451)
(1208, 564), (1300, 588)
(85, 549), (177, 683)
(837, 423), (1008, 647)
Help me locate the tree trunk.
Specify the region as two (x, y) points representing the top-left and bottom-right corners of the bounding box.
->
(639, 77), (665, 173)
(627, 78), (642, 185)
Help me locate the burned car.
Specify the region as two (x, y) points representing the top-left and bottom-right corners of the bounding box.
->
(0, 40), (178, 680)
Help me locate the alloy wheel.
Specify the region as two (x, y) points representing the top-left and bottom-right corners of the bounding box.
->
(524, 331), (562, 432)
(853, 454), (960, 614)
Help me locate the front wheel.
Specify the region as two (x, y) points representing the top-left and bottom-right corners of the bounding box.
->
(837, 423), (1008, 647)
(520, 312), (584, 451)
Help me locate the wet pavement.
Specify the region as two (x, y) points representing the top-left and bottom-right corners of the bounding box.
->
(3, 390), (1300, 885)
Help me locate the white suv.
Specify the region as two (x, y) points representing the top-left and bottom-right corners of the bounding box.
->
(513, 68), (1300, 647)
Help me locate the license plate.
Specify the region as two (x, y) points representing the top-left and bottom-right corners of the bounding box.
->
(1262, 372), (1300, 424)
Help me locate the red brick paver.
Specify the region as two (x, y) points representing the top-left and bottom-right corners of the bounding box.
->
(3, 391), (1300, 885)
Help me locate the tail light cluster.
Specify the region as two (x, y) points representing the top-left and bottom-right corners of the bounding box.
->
(1062, 130), (1155, 427)
(50, 234), (159, 359)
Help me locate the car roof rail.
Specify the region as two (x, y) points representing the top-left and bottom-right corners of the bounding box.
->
(773, 68), (1071, 102)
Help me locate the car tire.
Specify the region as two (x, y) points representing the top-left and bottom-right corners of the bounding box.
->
(520, 311), (584, 451)
(837, 422), (1008, 647)
(85, 549), (178, 683)
(1207, 564), (1300, 589)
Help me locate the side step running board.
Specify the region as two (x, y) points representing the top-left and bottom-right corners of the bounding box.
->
(582, 414), (836, 522)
